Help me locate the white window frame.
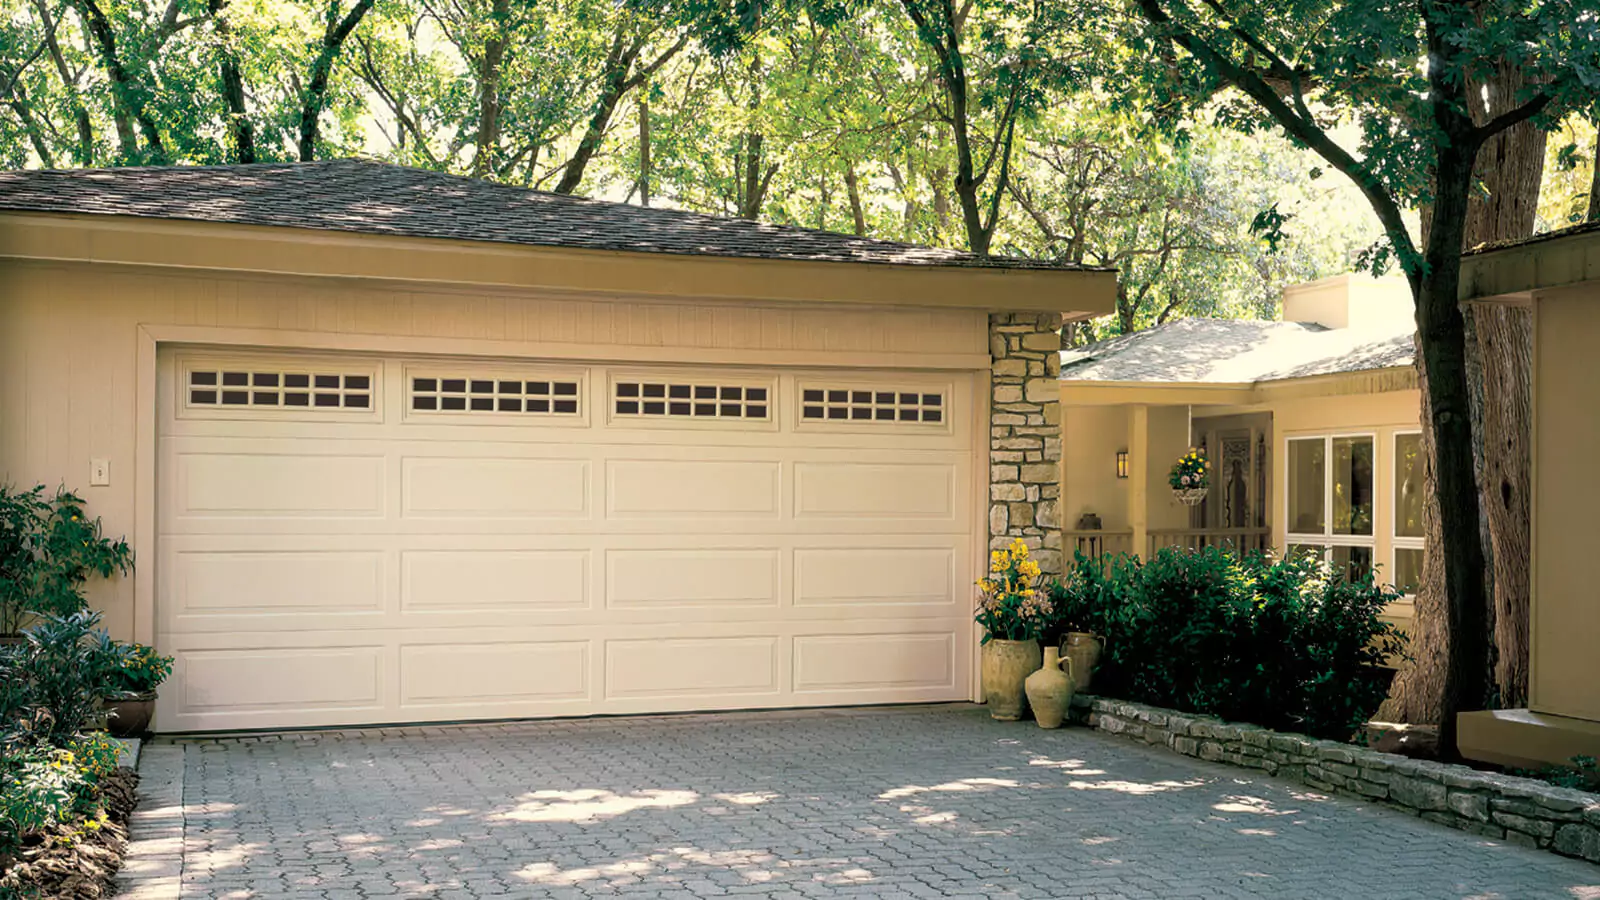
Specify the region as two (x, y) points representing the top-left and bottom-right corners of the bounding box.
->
(1284, 431), (1378, 575)
(604, 369), (779, 432)
(175, 352), (382, 424)
(792, 378), (955, 435)
(401, 363), (589, 428)
(1391, 429), (1425, 599)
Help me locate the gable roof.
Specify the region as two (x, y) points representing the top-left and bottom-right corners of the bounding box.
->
(0, 159), (1093, 273)
(1058, 317), (1414, 385)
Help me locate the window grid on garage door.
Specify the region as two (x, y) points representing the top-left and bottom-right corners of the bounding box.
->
(800, 386), (944, 424)
(410, 375), (581, 415)
(187, 367), (372, 410)
(613, 380), (770, 420)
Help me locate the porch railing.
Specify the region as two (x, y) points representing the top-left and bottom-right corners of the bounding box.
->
(1062, 530), (1134, 562)
(1147, 527), (1272, 558)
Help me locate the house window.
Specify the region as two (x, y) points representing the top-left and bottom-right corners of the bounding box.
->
(410, 376), (580, 415)
(799, 387), (945, 424)
(1286, 434), (1375, 581)
(613, 381), (769, 420)
(188, 368), (371, 410)
(1393, 431), (1425, 596)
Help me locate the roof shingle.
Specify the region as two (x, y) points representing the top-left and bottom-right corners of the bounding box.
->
(0, 159), (1098, 272)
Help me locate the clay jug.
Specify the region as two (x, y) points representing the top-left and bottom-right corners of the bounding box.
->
(1062, 631), (1103, 693)
(1025, 646), (1075, 729)
(981, 638), (1042, 720)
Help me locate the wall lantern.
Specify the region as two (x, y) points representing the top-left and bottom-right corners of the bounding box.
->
(1116, 450), (1130, 479)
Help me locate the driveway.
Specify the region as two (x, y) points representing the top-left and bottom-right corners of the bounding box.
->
(118, 705), (1599, 899)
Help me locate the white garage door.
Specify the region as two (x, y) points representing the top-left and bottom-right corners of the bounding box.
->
(156, 348), (979, 732)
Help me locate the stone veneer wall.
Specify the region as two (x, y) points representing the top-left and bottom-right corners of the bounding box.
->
(1069, 694), (1600, 865)
(988, 313), (1064, 574)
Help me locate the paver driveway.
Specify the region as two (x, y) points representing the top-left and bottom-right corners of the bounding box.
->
(119, 705), (1600, 899)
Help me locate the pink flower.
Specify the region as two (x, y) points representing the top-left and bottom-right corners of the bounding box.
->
(1181, 475), (1191, 485)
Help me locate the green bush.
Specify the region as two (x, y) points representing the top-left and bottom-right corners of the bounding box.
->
(0, 733), (121, 862)
(1048, 547), (1405, 741)
(0, 611), (126, 748)
(0, 485), (133, 637)
(103, 642), (173, 696)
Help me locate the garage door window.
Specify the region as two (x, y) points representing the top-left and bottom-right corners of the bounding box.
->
(187, 367), (372, 410)
(411, 376), (580, 415)
(613, 381), (769, 420)
(800, 387), (945, 424)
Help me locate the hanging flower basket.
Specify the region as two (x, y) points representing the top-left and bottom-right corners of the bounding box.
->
(1168, 448), (1210, 506)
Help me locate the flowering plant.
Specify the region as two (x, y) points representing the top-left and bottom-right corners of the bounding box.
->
(103, 642), (173, 696)
(1168, 447), (1209, 491)
(975, 538), (1053, 643)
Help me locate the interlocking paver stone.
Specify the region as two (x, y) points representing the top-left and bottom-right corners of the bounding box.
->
(117, 705), (1600, 899)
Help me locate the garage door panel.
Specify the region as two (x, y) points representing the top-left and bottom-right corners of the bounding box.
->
(793, 632), (956, 693)
(172, 452), (386, 518)
(167, 548), (386, 620)
(398, 641), (590, 706)
(794, 462), (958, 519)
(604, 636), (780, 700)
(401, 549), (590, 612)
(606, 548), (780, 609)
(606, 459), (781, 517)
(402, 457), (590, 518)
(793, 547), (956, 607)
(172, 646), (384, 715)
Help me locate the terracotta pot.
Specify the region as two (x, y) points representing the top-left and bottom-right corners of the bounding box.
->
(981, 638), (1042, 721)
(1062, 631), (1104, 693)
(1025, 646), (1075, 729)
(104, 692), (156, 737)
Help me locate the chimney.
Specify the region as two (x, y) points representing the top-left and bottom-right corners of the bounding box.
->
(1282, 273), (1413, 333)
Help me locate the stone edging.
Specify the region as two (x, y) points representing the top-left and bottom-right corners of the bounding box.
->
(1068, 694), (1600, 865)
(115, 743), (185, 899)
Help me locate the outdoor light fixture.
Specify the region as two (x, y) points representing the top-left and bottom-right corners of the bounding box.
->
(1116, 450), (1129, 479)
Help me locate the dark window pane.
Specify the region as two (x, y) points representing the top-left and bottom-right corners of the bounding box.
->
(900, 392), (918, 405)
(923, 394), (942, 406)
(470, 380), (493, 394)
(695, 385), (717, 399)
(644, 401), (666, 415)
(922, 409), (943, 423)
(851, 391), (871, 404)
(616, 382), (639, 397)
(221, 390), (248, 405)
(344, 394), (370, 409)
(344, 375), (369, 390)
(720, 386), (742, 400)
(643, 383), (666, 398)
(253, 391), (279, 405)
(669, 384), (691, 399)
(803, 406), (824, 419)
(498, 381), (521, 394)
(828, 390), (848, 403)
(803, 389), (824, 402)
(528, 399), (550, 413)
(554, 382), (579, 396)
(899, 408), (917, 421)
(720, 403), (741, 417)
(442, 379), (467, 393)
(669, 402), (691, 416)
(827, 407), (847, 420)
(315, 374), (341, 389)
(851, 407), (871, 420)
(527, 381), (551, 395)
(190, 371), (218, 386)
(470, 397), (493, 411)
(223, 372), (249, 386)
(746, 405), (767, 418)
(695, 403), (717, 416)
(253, 372), (279, 387)
(442, 396), (466, 411)
(285, 373), (311, 388)
(616, 400), (638, 414)
(413, 377), (437, 392)
(314, 394), (340, 407)
(875, 392), (894, 404)
(553, 399), (578, 414)
(413, 396), (437, 410)
(498, 398), (521, 412)
(875, 408), (894, 420)
(746, 387), (767, 402)
(285, 393), (310, 407)
(190, 390), (217, 404)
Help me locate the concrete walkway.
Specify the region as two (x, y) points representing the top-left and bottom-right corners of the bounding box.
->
(117, 705), (1600, 899)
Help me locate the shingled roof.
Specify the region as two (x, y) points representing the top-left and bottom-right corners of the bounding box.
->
(1059, 317), (1415, 385)
(0, 159), (1093, 272)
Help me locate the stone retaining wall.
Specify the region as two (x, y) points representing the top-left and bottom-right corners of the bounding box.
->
(1069, 694), (1600, 865)
(988, 312), (1063, 574)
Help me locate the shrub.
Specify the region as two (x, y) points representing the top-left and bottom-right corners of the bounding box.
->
(103, 643), (173, 696)
(0, 611), (126, 749)
(1048, 547), (1405, 741)
(0, 485), (133, 637)
(0, 734), (120, 862)
(975, 539), (1053, 642)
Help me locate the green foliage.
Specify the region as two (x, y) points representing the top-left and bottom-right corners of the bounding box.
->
(1513, 756), (1600, 793)
(0, 732), (120, 863)
(102, 642), (173, 696)
(974, 538), (1052, 643)
(0, 611), (126, 748)
(0, 485), (133, 637)
(1048, 547), (1405, 741)
(1167, 447), (1209, 491)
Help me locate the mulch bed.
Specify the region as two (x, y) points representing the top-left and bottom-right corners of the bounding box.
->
(0, 768), (139, 899)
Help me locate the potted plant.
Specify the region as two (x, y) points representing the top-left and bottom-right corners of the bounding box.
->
(975, 538), (1053, 721)
(101, 641), (172, 737)
(0, 485), (133, 643)
(1169, 448), (1210, 506)
(1046, 563), (1107, 694)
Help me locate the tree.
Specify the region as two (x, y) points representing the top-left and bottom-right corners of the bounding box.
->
(1116, 0), (1599, 755)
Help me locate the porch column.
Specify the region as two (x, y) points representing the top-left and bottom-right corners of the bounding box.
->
(988, 312), (1064, 574)
(1130, 404), (1149, 559)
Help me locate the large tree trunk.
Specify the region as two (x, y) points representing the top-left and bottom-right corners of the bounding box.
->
(844, 164), (866, 235)
(1589, 127), (1600, 221)
(470, 0), (510, 178)
(298, 0), (376, 161)
(209, 0), (255, 163)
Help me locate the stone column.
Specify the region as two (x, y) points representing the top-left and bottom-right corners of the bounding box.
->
(988, 312), (1064, 574)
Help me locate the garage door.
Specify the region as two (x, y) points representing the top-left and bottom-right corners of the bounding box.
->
(156, 348), (979, 732)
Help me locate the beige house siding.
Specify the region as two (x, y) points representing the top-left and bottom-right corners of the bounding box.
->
(0, 258), (993, 644)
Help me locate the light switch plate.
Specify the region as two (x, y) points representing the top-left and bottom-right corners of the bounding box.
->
(90, 458), (110, 486)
